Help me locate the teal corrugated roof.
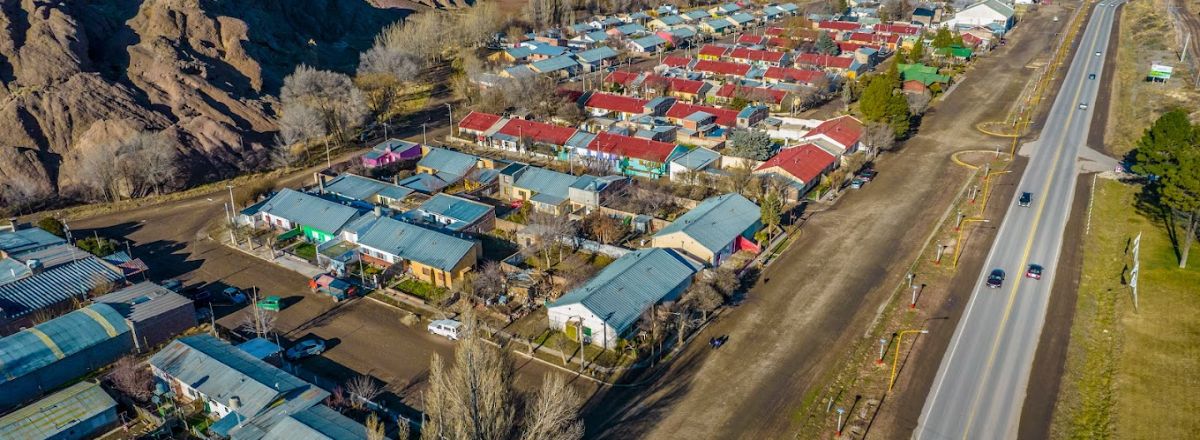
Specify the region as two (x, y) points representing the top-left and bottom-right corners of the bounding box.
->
(409, 194), (494, 230)
(0, 228), (64, 257)
(728, 12), (755, 24)
(654, 193), (760, 253)
(418, 148), (478, 179)
(550, 248), (700, 333)
(576, 46), (619, 63)
(684, 10), (710, 20)
(671, 147), (720, 170)
(531, 55), (579, 73)
(0, 304), (130, 383)
(658, 14), (685, 25)
(630, 35), (667, 49)
(513, 167), (580, 206)
(356, 217), (476, 271)
(705, 18), (733, 30)
(585, 30), (610, 42)
(260, 189), (361, 235)
(259, 405), (367, 440)
(324, 174), (412, 202)
(0, 381), (116, 439)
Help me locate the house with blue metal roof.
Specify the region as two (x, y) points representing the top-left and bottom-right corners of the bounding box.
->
(682, 10), (712, 22)
(569, 22), (597, 34)
(669, 147), (722, 180)
(149, 334), (363, 440)
(627, 34), (668, 53)
(613, 23), (648, 37)
(416, 147), (480, 186)
(779, 2), (801, 15)
(648, 14), (686, 30)
(700, 18), (736, 35)
(0, 227), (64, 258)
(567, 175), (627, 213)
(0, 381), (118, 440)
(548, 248), (701, 348)
(574, 46), (620, 71)
(94, 281), (196, 349)
(499, 163), (587, 216)
(652, 193), (762, 266)
(321, 173), (415, 209)
(583, 30), (610, 44)
(353, 216), (480, 289)
(727, 12), (756, 27)
(530, 55), (581, 78)
(252, 404), (367, 440)
(258, 188), (363, 243)
(711, 2), (742, 15)
(402, 193), (496, 234)
(0, 304), (133, 410)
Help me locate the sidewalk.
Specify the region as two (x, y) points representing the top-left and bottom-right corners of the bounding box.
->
(225, 237), (325, 278)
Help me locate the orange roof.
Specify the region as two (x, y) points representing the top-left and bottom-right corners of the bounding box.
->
(641, 74), (708, 95)
(795, 53), (855, 69)
(728, 47), (787, 63)
(459, 111), (503, 133)
(497, 118), (577, 145)
(755, 144), (837, 184)
(700, 44), (730, 57)
(604, 70), (641, 87)
(662, 56), (693, 68)
(588, 132), (679, 162)
(804, 115), (863, 149)
(716, 84), (788, 104)
(737, 35), (768, 45)
(666, 102), (739, 127)
(693, 59), (752, 76)
(584, 92), (650, 114)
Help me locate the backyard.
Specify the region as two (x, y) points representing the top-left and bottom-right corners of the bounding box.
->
(1049, 180), (1200, 439)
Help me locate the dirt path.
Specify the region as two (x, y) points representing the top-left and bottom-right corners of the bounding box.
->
(581, 5), (1074, 439)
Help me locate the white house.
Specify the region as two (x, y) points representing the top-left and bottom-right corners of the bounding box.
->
(944, 0), (1015, 30)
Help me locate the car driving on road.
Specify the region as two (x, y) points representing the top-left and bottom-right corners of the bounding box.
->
(1079, 103), (1088, 110)
(986, 269), (1005, 288)
(1088, 73), (1096, 80)
(1018, 192), (1032, 207)
(1025, 264), (1044, 280)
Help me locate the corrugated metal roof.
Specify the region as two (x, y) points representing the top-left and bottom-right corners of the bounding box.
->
(671, 147), (721, 170)
(630, 35), (667, 49)
(684, 10), (710, 20)
(15, 244), (94, 270)
(259, 404), (367, 440)
(0, 228), (64, 257)
(397, 173), (449, 194)
(260, 189), (362, 235)
(575, 46), (619, 63)
(418, 148), (478, 180)
(324, 174), (413, 203)
(658, 14), (685, 25)
(0, 255), (125, 318)
(512, 166), (580, 206)
(93, 282), (193, 323)
(357, 217), (476, 271)
(150, 334), (312, 419)
(531, 55), (579, 73)
(550, 248), (700, 333)
(728, 12), (755, 24)
(0, 259), (31, 285)
(0, 381), (116, 439)
(414, 194), (492, 224)
(0, 304), (130, 383)
(654, 193), (761, 253)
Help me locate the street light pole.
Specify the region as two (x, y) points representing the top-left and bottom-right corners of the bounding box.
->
(446, 103), (454, 137)
(422, 123), (428, 145)
(889, 329), (930, 391)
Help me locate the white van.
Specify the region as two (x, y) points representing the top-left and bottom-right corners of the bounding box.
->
(428, 319), (463, 340)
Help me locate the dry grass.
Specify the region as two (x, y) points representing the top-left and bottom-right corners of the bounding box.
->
(1049, 180), (1200, 439)
(1107, 0), (1200, 156)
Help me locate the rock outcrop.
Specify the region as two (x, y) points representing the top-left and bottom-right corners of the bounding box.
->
(0, 0), (408, 204)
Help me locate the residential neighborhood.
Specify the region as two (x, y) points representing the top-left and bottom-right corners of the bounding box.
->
(1, 0), (1187, 439)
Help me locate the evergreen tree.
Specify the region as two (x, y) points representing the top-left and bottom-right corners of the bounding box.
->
(909, 38), (926, 64)
(886, 93), (911, 138)
(1133, 109), (1200, 268)
(932, 27), (955, 49)
(816, 31), (839, 55)
(858, 75), (893, 122)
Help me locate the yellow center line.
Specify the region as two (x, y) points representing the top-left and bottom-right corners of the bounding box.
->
(959, 2), (1112, 438)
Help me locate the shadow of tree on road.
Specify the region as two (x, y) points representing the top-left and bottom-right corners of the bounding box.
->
(580, 347), (710, 439)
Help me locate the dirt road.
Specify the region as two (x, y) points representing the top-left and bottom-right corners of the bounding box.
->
(582, 5), (1075, 439)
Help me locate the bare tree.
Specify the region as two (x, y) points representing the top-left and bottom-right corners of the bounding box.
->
(396, 416), (412, 440)
(711, 268), (741, 299)
(327, 386), (349, 410)
(0, 179), (50, 215)
(907, 92), (932, 116)
(520, 374), (584, 440)
(366, 413), (386, 440)
(281, 66), (369, 149)
(110, 356), (153, 401)
(347, 375), (384, 409)
(863, 122), (896, 156)
(238, 308), (277, 339)
(472, 261), (507, 302)
(135, 132), (180, 195)
(682, 282), (723, 321)
(423, 317), (517, 440)
(76, 142), (122, 202)
(527, 213), (577, 268)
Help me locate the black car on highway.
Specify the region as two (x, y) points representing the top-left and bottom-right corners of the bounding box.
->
(986, 269), (1005, 288)
(1018, 192), (1032, 207)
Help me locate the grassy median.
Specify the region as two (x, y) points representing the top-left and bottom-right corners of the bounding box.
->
(1050, 179), (1200, 439)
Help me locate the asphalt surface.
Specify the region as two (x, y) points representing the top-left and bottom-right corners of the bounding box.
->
(913, 2), (1125, 439)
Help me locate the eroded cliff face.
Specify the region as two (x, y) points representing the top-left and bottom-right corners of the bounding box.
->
(0, 0), (408, 204)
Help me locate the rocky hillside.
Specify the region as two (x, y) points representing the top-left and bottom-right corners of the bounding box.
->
(0, 0), (409, 205)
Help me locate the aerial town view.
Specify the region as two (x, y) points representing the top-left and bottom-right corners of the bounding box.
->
(0, 0), (1197, 439)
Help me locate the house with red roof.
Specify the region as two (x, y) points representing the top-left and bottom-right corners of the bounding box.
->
(662, 56), (694, 69)
(639, 74), (713, 102)
(665, 102), (741, 129)
(794, 53), (864, 78)
(799, 115), (863, 156)
(763, 67), (825, 86)
(698, 44), (730, 61)
(715, 83), (789, 108)
(727, 47), (789, 67)
(848, 32), (900, 50)
(457, 111), (505, 141)
(766, 27), (785, 36)
(874, 23), (921, 36)
(737, 34), (768, 46)
(488, 118), (578, 155)
(693, 59), (752, 79)
(817, 20), (862, 32)
(754, 143), (838, 200)
(583, 92), (651, 120)
(603, 70), (641, 89)
(570, 132), (688, 179)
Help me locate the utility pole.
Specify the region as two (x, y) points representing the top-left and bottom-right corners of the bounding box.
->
(422, 123), (428, 145)
(835, 407), (846, 437)
(446, 103), (454, 136)
(877, 338), (887, 365)
(910, 285), (920, 309)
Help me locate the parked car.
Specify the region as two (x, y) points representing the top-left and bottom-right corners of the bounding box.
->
(223, 287), (248, 305)
(859, 169), (877, 182)
(285, 339), (326, 361)
(161, 279), (183, 292)
(185, 287), (212, 304)
(257, 295), (282, 311)
(986, 269), (1005, 288)
(428, 319), (463, 340)
(1018, 192), (1032, 207)
(1026, 264), (1044, 280)
(310, 275), (358, 301)
(849, 178), (865, 189)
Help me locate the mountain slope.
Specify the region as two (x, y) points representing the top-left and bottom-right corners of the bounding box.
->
(0, 0), (408, 205)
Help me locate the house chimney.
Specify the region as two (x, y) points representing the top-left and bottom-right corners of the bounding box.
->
(316, 173), (327, 194)
(25, 259), (43, 275)
(374, 206), (382, 217)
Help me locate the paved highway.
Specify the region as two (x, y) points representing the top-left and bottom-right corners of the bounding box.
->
(913, 1), (1123, 439)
